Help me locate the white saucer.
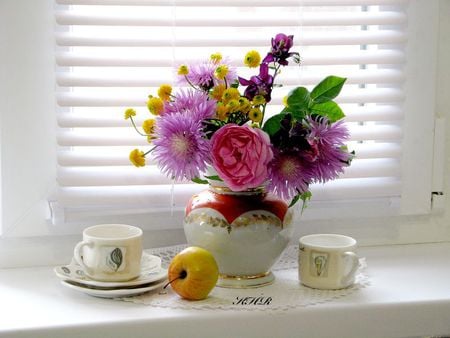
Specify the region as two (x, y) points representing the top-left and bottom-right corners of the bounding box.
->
(54, 252), (166, 288)
(61, 279), (166, 298)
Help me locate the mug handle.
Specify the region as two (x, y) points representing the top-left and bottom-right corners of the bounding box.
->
(73, 241), (93, 276)
(341, 251), (359, 285)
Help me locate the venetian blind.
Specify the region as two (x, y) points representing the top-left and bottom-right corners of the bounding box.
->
(52, 0), (411, 225)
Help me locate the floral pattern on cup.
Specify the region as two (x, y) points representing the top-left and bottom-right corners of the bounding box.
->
(311, 252), (329, 277)
(106, 247), (124, 272)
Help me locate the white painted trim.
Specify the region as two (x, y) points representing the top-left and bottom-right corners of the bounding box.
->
(399, 0), (439, 215)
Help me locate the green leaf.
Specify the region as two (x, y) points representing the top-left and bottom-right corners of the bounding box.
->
(192, 177), (209, 184)
(288, 191), (312, 212)
(288, 194), (301, 208)
(300, 191), (312, 213)
(262, 113), (286, 137)
(286, 87), (312, 111)
(310, 101), (345, 122)
(204, 175), (223, 181)
(310, 76), (346, 104)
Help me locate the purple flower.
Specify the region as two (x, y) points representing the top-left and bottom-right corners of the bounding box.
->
(178, 59), (237, 91)
(262, 33), (297, 66)
(304, 116), (352, 182)
(164, 89), (216, 121)
(268, 150), (312, 201)
(153, 112), (211, 181)
(238, 63), (274, 102)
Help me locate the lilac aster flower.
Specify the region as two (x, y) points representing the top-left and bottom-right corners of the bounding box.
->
(238, 63), (274, 102)
(164, 89), (216, 121)
(304, 116), (351, 182)
(262, 33), (298, 66)
(268, 150), (312, 201)
(178, 58), (237, 91)
(153, 112), (211, 181)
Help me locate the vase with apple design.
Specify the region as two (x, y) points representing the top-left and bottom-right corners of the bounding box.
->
(184, 183), (294, 288)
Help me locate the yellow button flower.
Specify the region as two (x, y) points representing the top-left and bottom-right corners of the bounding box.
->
(244, 50), (261, 68)
(142, 119), (156, 135)
(282, 95), (289, 107)
(216, 104), (229, 121)
(238, 97), (251, 113)
(129, 149), (146, 167)
(214, 65), (229, 80)
(210, 52), (222, 64)
(210, 84), (226, 101)
(252, 95), (266, 106)
(226, 99), (240, 113)
(157, 84), (172, 102)
(177, 65), (189, 76)
(222, 87), (240, 104)
(249, 107), (263, 123)
(147, 96), (164, 115)
(124, 108), (136, 120)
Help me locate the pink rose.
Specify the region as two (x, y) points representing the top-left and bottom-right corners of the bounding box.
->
(210, 124), (273, 191)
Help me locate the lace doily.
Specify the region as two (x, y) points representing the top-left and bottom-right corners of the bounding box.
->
(118, 245), (370, 312)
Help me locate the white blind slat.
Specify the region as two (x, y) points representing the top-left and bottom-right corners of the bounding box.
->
(56, 0), (407, 6)
(55, 177), (402, 210)
(55, 11), (406, 27)
(56, 158), (400, 187)
(56, 88), (405, 107)
(56, 124), (402, 147)
(56, 69), (404, 87)
(56, 104), (403, 128)
(56, 142), (401, 167)
(55, 31), (406, 47)
(56, 50), (405, 67)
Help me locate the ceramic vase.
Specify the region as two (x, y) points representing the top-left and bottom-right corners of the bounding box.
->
(183, 185), (293, 288)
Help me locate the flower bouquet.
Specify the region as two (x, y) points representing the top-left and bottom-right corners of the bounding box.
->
(126, 33), (353, 207)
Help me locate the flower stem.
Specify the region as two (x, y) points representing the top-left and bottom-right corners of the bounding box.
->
(130, 117), (150, 137)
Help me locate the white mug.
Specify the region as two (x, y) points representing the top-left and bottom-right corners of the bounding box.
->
(73, 224), (143, 282)
(298, 234), (360, 290)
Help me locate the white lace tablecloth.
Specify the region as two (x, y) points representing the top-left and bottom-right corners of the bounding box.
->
(118, 244), (370, 312)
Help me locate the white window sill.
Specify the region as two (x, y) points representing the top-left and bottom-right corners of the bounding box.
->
(1, 242), (450, 338)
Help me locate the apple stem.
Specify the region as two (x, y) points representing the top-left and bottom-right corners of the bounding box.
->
(163, 270), (187, 289)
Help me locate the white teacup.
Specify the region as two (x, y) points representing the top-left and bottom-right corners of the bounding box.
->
(298, 234), (360, 290)
(73, 224), (143, 282)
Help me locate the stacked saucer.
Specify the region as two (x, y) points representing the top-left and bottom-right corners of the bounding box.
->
(54, 252), (167, 298)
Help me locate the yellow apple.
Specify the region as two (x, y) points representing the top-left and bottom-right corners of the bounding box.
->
(167, 246), (219, 300)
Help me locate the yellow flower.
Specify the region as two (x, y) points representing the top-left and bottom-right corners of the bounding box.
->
(142, 119), (156, 135)
(226, 99), (240, 113)
(216, 104), (229, 121)
(214, 64), (229, 80)
(157, 84), (172, 101)
(282, 95), (288, 107)
(249, 107), (263, 123)
(238, 97), (251, 113)
(222, 87), (240, 104)
(124, 108), (136, 120)
(252, 95), (266, 106)
(177, 64), (189, 76)
(244, 50), (261, 68)
(129, 149), (146, 167)
(147, 96), (164, 115)
(210, 84), (226, 101)
(210, 52), (222, 64)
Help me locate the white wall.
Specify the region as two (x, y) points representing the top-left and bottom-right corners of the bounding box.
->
(0, 0), (450, 268)
(0, 0), (56, 237)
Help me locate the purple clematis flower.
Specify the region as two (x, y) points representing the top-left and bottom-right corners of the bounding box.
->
(262, 33), (298, 66)
(238, 63), (274, 102)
